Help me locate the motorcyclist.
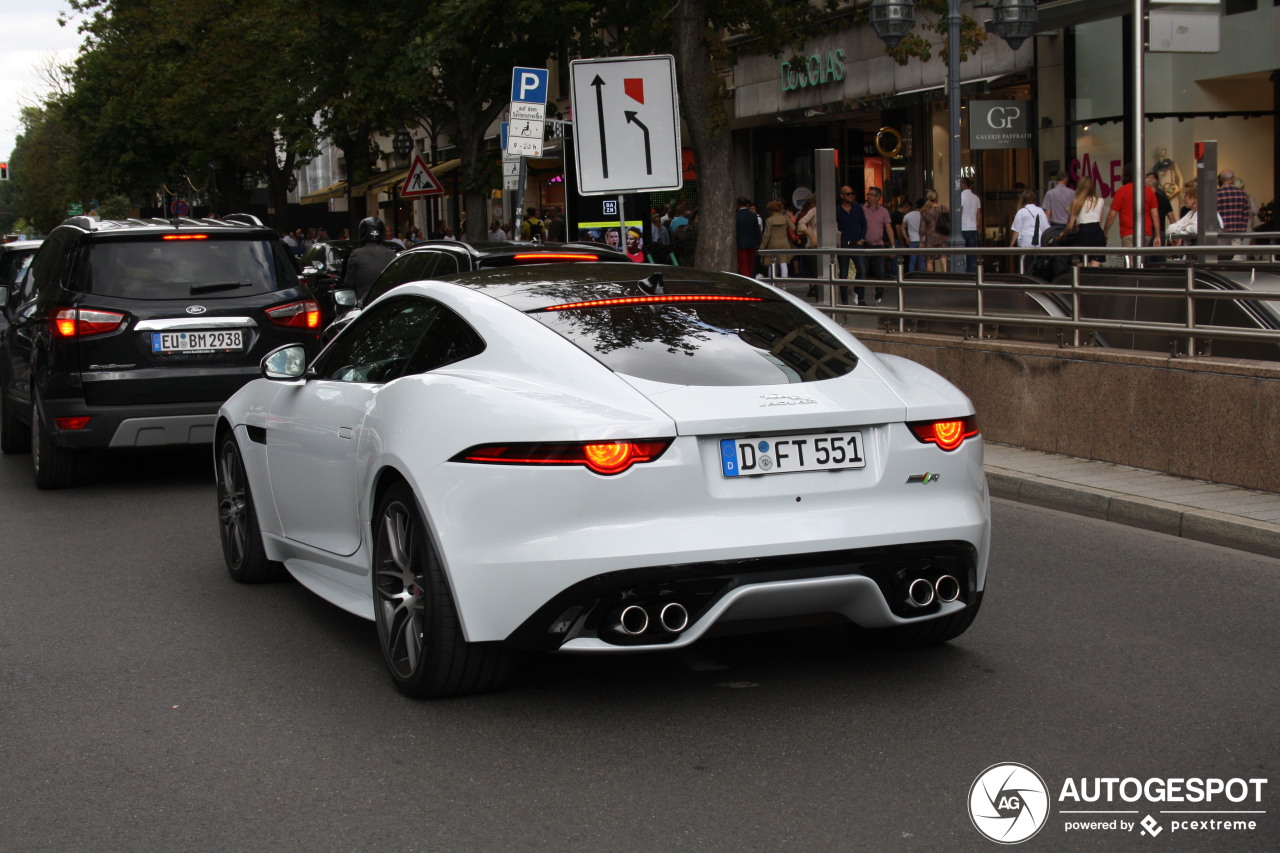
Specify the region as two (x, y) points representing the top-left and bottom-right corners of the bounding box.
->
(340, 217), (399, 304)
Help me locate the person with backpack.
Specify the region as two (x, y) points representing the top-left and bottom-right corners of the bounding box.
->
(1009, 189), (1050, 274)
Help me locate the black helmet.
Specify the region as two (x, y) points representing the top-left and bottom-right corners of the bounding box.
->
(358, 217), (386, 244)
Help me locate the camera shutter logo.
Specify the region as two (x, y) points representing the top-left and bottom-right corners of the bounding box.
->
(969, 763), (1050, 844)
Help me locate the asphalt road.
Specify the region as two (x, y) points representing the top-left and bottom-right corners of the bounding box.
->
(0, 448), (1276, 852)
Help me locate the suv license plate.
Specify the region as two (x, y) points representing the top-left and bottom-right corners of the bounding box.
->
(152, 330), (245, 352)
(720, 431), (865, 478)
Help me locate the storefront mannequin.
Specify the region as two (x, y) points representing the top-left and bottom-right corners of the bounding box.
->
(1153, 146), (1185, 204)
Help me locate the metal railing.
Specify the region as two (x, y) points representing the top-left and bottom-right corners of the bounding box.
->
(758, 243), (1280, 358)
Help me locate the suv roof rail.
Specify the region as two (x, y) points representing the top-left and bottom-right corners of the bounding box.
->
(223, 213), (264, 227)
(61, 216), (100, 231)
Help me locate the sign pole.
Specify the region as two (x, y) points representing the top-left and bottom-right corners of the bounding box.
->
(516, 158), (528, 241)
(617, 194), (626, 255)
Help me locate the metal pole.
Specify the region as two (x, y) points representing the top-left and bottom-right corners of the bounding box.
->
(515, 158), (528, 240)
(947, 0), (965, 272)
(1132, 0), (1146, 268)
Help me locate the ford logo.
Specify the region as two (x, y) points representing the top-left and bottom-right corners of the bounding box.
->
(186, 305), (207, 315)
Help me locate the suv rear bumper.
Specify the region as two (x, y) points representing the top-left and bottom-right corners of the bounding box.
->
(40, 398), (219, 449)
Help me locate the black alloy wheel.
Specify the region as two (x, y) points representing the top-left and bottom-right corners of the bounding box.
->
(373, 481), (511, 698)
(216, 432), (284, 583)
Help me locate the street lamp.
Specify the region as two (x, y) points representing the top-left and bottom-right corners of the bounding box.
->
(991, 0), (1038, 51)
(241, 170), (258, 192)
(392, 129), (414, 160)
(870, 0), (1037, 272)
(868, 0), (916, 50)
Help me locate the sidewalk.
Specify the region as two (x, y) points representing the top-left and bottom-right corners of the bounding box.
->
(984, 443), (1280, 559)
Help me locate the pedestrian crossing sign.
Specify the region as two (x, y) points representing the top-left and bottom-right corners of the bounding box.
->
(400, 155), (445, 198)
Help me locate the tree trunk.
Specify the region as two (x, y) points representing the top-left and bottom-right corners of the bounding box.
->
(671, 0), (734, 273)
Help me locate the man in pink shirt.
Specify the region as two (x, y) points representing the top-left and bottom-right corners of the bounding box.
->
(1105, 164), (1162, 250)
(860, 186), (897, 305)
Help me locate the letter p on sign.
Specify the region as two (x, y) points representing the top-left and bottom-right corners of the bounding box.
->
(511, 67), (549, 105)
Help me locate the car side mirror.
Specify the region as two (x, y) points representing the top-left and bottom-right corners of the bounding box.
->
(261, 344), (308, 380)
(333, 289), (357, 308)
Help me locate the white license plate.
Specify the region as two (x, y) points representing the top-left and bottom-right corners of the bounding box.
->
(720, 430), (865, 477)
(152, 330), (244, 352)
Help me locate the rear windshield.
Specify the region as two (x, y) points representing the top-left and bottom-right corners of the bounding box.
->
(529, 295), (858, 385)
(80, 236), (296, 299)
(1, 250), (35, 286)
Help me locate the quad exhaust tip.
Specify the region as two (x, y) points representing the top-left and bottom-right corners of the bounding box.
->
(659, 602), (689, 633)
(906, 578), (936, 608)
(935, 575), (961, 603)
(618, 605), (649, 636)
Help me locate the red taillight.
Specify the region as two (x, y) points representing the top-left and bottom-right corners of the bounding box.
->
(161, 234), (208, 241)
(907, 416), (980, 451)
(513, 252), (599, 263)
(266, 300), (321, 329)
(55, 416), (91, 431)
(52, 308), (126, 338)
(453, 439), (672, 475)
(540, 294), (764, 312)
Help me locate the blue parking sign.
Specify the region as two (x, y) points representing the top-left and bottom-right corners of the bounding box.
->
(511, 67), (549, 105)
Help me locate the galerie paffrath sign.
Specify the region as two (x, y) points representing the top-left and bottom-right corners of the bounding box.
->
(969, 100), (1033, 150)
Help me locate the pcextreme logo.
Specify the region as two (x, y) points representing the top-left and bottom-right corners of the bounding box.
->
(969, 764), (1270, 844)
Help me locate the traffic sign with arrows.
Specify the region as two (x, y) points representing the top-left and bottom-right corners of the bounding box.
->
(569, 55), (682, 196)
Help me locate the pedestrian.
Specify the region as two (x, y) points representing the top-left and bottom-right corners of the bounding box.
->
(1166, 182), (1223, 247)
(918, 188), (949, 272)
(901, 198), (924, 274)
(1008, 189), (1050, 273)
(488, 218), (507, 241)
(1043, 172), (1074, 227)
(647, 210), (673, 264)
(861, 186), (897, 305)
(735, 197), (761, 278)
(546, 208), (566, 242)
(1065, 175), (1106, 267)
(1216, 169), (1251, 256)
(759, 199), (793, 278)
(521, 208), (544, 242)
(796, 195), (817, 283)
(1104, 164), (1162, 259)
(960, 176), (981, 272)
(835, 185), (867, 304)
(339, 217), (399, 303)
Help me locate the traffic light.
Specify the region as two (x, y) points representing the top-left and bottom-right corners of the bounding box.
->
(0, 162), (8, 180)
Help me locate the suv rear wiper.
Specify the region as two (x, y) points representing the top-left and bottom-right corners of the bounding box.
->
(190, 280), (251, 294)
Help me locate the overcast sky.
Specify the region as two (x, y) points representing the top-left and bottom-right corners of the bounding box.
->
(1, 0), (85, 161)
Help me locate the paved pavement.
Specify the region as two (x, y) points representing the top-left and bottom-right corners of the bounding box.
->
(985, 442), (1280, 559)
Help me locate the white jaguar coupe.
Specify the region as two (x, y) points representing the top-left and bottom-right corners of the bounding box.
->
(216, 263), (990, 697)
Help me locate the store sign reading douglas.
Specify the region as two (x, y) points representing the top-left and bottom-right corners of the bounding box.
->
(780, 50), (846, 92)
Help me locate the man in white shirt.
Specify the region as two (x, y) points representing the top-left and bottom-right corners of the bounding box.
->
(960, 177), (981, 272)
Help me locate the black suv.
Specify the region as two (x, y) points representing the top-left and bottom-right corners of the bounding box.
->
(324, 239), (629, 341)
(0, 215), (321, 488)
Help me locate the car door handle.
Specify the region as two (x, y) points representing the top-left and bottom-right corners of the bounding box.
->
(338, 426), (354, 440)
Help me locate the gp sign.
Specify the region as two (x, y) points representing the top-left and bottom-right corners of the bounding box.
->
(569, 55), (682, 196)
(969, 100), (1033, 150)
(511, 67), (549, 105)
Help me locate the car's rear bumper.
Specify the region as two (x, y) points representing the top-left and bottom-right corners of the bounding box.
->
(40, 398), (220, 449)
(421, 429), (991, 645)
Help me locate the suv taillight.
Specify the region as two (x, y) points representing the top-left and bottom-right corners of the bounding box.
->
(266, 300), (320, 329)
(53, 308), (126, 338)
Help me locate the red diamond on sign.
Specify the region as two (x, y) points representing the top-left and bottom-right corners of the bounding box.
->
(624, 78), (644, 104)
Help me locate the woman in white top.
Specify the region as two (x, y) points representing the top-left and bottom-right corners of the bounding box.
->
(1166, 182), (1223, 244)
(1065, 176), (1105, 266)
(1009, 190), (1050, 246)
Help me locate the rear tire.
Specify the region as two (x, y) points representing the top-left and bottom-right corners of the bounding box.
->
(851, 592), (983, 649)
(216, 432), (285, 583)
(31, 399), (76, 489)
(373, 481), (511, 698)
(0, 388), (30, 454)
